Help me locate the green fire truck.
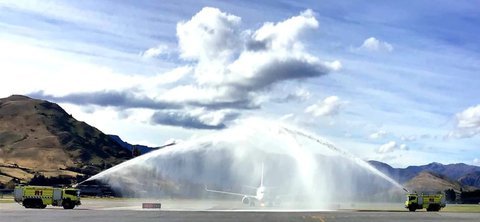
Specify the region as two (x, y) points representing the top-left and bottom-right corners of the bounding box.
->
(14, 186), (81, 209)
(405, 192), (446, 212)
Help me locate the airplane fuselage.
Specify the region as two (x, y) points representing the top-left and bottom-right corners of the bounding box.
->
(256, 186), (265, 201)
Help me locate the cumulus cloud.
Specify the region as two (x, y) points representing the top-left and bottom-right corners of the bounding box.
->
(369, 130), (387, 139)
(157, 85), (258, 109)
(378, 141), (397, 153)
(151, 66), (192, 85)
(28, 8), (340, 130)
(474, 158), (480, 166)
(165, 7), (340, 106)
(177, 7), (242, 61)
(140, 44), (171, 58)
(448, 105), (480, 138)
(377, 141), (408, 153)
(274, 87), (311, 103)
(305, 96), (345, 117)
(150, 108), (239, 130)
(29, 90), (180, 110)
(456, 105), (480, 128)
(358, 37), (393, 52)
(401, 135), (417, 142)
(399, 144), (409, 150)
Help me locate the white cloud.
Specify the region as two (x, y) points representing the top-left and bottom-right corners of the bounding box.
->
(275, 87), (312, 103)
(0, 1), (107, 29)
(163, 7), (340, 106)
(0, 38), (147, 97)
(141, 44), (171, 58)
(369, 130), (387, 139)
(279, 113), (295, 121)
(378, 141), (397, 153)
(305, 96), (344, 117)
(474, 158), (480, 166)
(250, 9), (318, 51)
(176, 7), (242, 61)
(377, 141), (408, 153)
(456, 105), (480, 128)
(4, 7), (341, 130)
(399, 144), (409, 150)
(400, 135), (416, 141)
(150, 66), (192, 85)
(291, 88), (312, 101)
(448, 105), (480, 138)
(157, 85), (253, 108)
(358, 37), (393, 52)
(150, 108), (238, 129)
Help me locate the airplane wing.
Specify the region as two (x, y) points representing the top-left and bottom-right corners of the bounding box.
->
(204, 185), (254, 198)
(242, 185), (258, 190)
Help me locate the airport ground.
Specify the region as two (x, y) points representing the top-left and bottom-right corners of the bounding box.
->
(1, 198), (479, 222)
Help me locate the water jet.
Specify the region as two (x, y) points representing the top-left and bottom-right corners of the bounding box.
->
(80, 118), (405, 209)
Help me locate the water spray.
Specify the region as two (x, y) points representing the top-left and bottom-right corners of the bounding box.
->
(282, 127), (406, 191)
(77, 118), (408, 208)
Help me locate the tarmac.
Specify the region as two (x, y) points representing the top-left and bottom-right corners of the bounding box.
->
(1, 199), (479, 222)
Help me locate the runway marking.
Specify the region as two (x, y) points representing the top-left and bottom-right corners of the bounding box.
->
(303, 215), (326, 222)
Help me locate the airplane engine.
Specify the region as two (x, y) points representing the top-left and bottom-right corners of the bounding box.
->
(242, 196), (251, 205)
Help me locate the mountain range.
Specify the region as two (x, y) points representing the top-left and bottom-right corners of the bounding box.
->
(368, 160), (480, 191)
(109, 134), (175, 155)
(0, 95), (479, 194)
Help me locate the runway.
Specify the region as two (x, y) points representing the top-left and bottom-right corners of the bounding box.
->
(1, 200), (479, 222)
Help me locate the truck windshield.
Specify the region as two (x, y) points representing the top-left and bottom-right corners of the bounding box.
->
(65, 190), (77, 196)
(409, 196), (416, 201)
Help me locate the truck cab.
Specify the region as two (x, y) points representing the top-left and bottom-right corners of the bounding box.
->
(60, 188), (81, 209)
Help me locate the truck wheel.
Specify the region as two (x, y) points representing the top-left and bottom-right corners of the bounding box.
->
(408, 206), (416, 212)
(33, 199), (44, 209)
(427, 204), (439, 212)
(64, 205), (75, 209)
(63, 200), (75, 209)
(23, 199), (32, 208)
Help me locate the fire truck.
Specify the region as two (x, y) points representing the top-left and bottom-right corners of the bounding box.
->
(405, 192), (446, 212)
(14, 186), (81, 209)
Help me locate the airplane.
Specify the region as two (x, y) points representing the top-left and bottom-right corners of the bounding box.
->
(205, 163), (279, 206)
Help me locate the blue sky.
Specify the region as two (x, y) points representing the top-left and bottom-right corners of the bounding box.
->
(0, 0), (479, 167)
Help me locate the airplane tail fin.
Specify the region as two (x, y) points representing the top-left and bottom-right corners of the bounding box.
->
(260, 162), (264, 187)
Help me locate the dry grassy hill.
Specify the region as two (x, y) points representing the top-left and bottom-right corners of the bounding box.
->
(404, 171), (474, 193)
(0, 95), (130, 186)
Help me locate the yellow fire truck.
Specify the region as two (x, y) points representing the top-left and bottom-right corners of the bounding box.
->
(14, 186), (81, 209)
(405, 192), (446, 212)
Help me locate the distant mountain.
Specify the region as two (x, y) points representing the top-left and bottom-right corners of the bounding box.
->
(458, 171), (480, 188)
(404, 171), (464, 192)
(109, 135), (156, 154)
(404, 162), (480, 181)
(0, 95), (131, 186)
(369, 160), (480, 191)
(109, 135), (175, 155)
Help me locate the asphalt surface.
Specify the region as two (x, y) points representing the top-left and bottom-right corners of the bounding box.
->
(2, 209), (480, 222)
(1, 200), (479, 222)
